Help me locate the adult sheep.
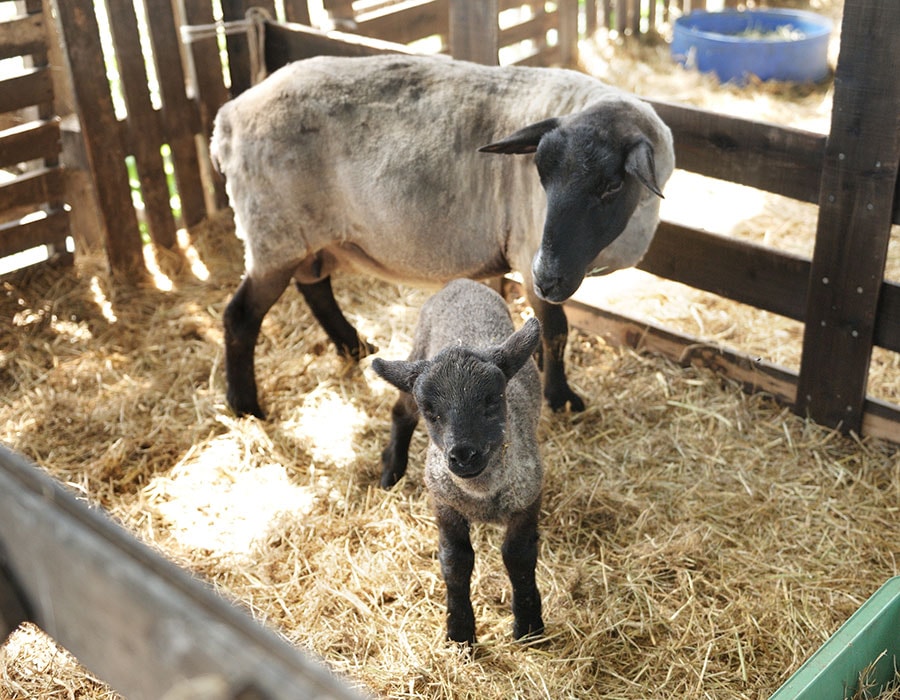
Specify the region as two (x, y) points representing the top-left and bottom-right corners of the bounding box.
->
(211, 54), (675, 419)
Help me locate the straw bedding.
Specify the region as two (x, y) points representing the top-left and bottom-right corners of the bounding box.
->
(2, 2), (899, 698)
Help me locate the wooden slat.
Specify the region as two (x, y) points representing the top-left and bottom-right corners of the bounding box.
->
(0, 66), (54, 116)
(283, 0), (311, 24)
(449, 0), (498, 63)
(265, 20), (410, 69)
(0, 207), (68, 259)
(177, 0), (230, 209)
(639, 221), (810, 321)
(105, 0), (177, 249)
(0, 12), (45, 60)
(51, 0), (144, 277)
(0, 119), (59, 169)
(875, 282), (900, 352)
(0, 444), (368, 700)
(355, 0), (449, 46)
(796, 0), (900, 433)
(499, 13), (552, 47)
(557, 0), (578, 65)
(221, 0), (253, 96)
(0, 166), (63, 211)
(563, 298), (900, 444)
(143, 0), (207, 227)
(512, 43), (560, 67)
(648, 100), (828, 205)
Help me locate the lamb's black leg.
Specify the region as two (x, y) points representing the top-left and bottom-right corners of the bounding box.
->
(527, 291), (585, 412)
(296, 277), (377, 360)
(435, 504), (476, 645)
(380, 392), (419, 489)
(502, 498), (544, 640)
(224, 270), (294, 419)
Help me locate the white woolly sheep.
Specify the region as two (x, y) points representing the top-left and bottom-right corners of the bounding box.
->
(211, 54), (675, 419)
(371, 278), (544, 644)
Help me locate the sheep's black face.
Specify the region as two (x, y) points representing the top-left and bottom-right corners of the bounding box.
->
(531, 126), (648, 303)
(414, 349), (508, 480)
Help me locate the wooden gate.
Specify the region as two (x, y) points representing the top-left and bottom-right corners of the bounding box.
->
(0, 0), (71, 274)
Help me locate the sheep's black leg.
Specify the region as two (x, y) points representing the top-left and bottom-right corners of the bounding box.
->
(224, 269), (294, 419)
(435, 504), (476, 645)
(502, 498), (544, 640)
(296, 277), (377, 360)
(380, 392), (418, 489)
(527, 292), (585, 412)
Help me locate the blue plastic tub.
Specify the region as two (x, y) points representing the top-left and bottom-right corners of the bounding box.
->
(671, 9), (832, 85)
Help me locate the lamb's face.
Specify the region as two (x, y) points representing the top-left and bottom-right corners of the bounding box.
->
(414, 349), (508, 480)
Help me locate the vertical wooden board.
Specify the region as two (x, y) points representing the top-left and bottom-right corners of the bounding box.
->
(105, 0), (177, 249)
(284, 0), (311, 25)
(221, 0), (252, 95)
(449, 0), (498, 64)
(177, 0), (230, 210)
(557, 0), (579, 66)
(49, 0), (144, 277)
(614, 0), (627, 33)
(143, 0), (207, 227)
(796, 0), (900, 433)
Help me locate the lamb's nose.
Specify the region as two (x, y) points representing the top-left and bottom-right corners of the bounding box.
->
(449, 444), (478, 468)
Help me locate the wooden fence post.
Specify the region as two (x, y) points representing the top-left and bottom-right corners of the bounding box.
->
(795, 0), (900, 433)
(449, 0), (498, 65)
(50, 0), (145, 278)
(558, 0), (579, 66)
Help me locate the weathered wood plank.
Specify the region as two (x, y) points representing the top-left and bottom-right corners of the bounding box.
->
(0, 207), (68, 260)
(50, 0), (144, 277)
(355, 0), (448, 47)
(0, 166), (63, 212)
(0, 12), (45, 60)
(449, 0), (498, 64)
(0, 119), (60, 169)
(221, 0), (253, 96)
(0, 444), (369, 700)
(557, 0), (579, 65)
(283, 0), (311, 24)
(512, 44), (560, 67)
(648, 100), (828, 205)
(143, 0), (207, 227)
(176, 0), (230, 209)
(796, 0), (900, 433)
(105, 0), (178, 249)
(499, 13), (553, 48)
(0, 68), (54, 125)
(563, 297), (900, 444)
(875, 282), (900, 353)
(265, 20), (410, 69)
(639, 221), (810, 321)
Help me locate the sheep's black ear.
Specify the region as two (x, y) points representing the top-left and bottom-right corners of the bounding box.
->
(625, 138), (663, 198)
(478, 118), (561, 155)
(492, 317), (542, 380)
(372, 358), (429, 394)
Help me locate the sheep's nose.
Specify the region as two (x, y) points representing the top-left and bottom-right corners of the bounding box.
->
(448, 444), (484, 478)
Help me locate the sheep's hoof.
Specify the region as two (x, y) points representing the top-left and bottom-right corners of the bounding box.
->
(513, 618), (545, 642)
(337, 339), (378, 362)
(227, 392), (266, 420)
(545, 386), (586, 412)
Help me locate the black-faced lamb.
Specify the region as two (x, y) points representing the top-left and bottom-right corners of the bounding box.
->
(371, 278), (544, 645)
(211, 53), (675, 419)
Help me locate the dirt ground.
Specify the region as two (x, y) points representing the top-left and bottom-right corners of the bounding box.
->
(2, 1), (899, 698)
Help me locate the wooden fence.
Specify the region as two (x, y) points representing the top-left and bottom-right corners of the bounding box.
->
(2, 0), (899, 442)
(584, 0), (742, 37)
(0, 0), (71, 272)
(0, 443), (367, 700)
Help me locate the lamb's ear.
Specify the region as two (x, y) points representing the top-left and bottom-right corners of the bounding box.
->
(625, 138), (663, 198)
(478, 118), (561, 155)
(492, 317), (542, 380)
(371, 358), (430, 394)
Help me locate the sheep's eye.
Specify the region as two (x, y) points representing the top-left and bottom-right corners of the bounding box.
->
(600, 180), (624, 200)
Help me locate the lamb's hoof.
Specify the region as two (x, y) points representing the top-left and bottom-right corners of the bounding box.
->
(513, 618), (545, 643)
(227, 393), (266, 420)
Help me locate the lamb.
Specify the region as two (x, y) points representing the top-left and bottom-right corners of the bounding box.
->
(371, 278), (544, 645)
(210, 53), (675, 419)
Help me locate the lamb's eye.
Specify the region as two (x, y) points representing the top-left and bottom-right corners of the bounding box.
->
(600, 180), (624, 200)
